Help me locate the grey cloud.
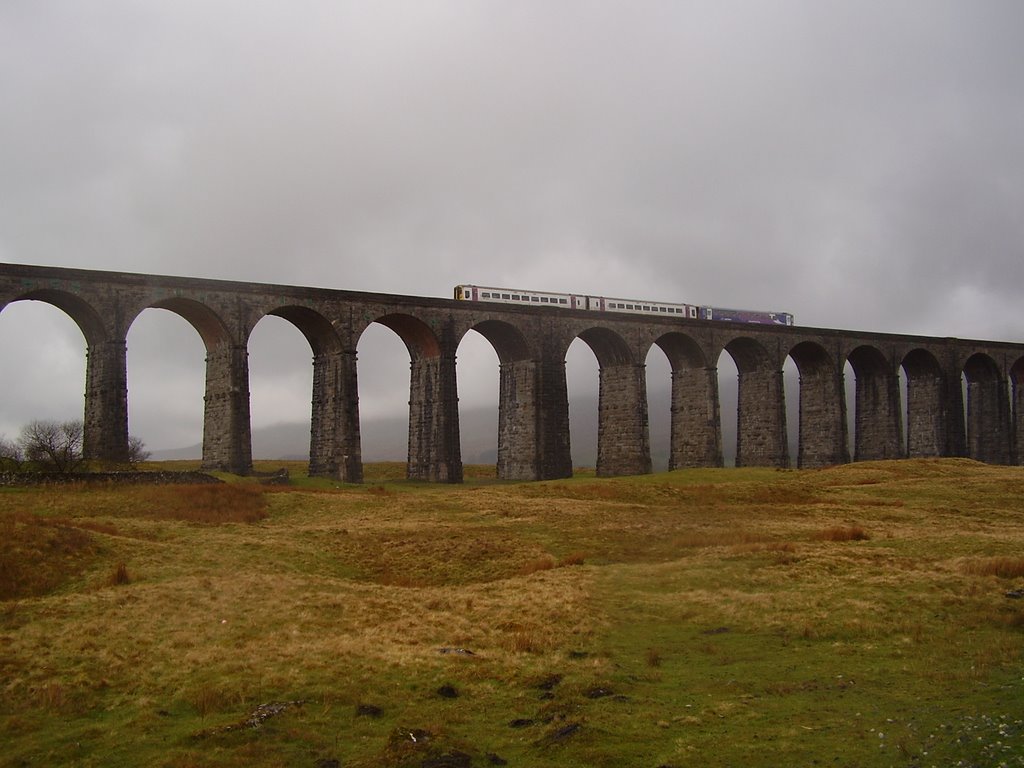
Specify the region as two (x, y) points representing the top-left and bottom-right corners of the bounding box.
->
(2, 1), (1023, 449)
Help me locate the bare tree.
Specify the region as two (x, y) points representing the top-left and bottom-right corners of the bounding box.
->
(127, 435), (151, 466)
(18, 419), (85, 474)
(0, 435), (24, 471)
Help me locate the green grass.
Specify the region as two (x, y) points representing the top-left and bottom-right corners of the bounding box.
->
(1, 459), (1022, 766)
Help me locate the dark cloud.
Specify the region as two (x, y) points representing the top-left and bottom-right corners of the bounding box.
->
(2, 1), (1022, 448)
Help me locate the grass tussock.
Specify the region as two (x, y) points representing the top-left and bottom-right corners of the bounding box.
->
(108, 562), (130, 586)
(559, 551), (586, 567)
(519, 554), (557, 575)
(813, 525), (870, 542)
(519, 551), (586, 575)
(962, 556), (1024, 579)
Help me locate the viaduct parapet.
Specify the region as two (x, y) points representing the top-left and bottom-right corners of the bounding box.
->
(3, 263), (1023, 481)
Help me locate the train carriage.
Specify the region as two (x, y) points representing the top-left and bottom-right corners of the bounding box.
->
(454, 284), (793, 326)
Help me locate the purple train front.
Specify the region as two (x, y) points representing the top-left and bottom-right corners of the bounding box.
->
(700, 306), (794, 326)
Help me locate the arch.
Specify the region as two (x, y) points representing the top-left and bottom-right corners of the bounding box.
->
(724, 336), (772, 374)
(127, 298), (247, 473)
(653, 332), (707, 371)
(265, 305), (342, 356)
(1012, 357), (1024, 465)
(574, 326), (648, 476)
(846, 345), (902, 460)
(143, 297), (231, 351)
(3, 289), (107, 346)
(126, 309), (206, 460)
(358, 314), (459, 482)
(787, 341), (848, 468)
(373, 313), (441, 359)
(462, 319), (532, 364)
(900, 348), (951, 459)
(248, 307), (353, 479)
(651, 332), (720, 468)
(723, 337), (787, 467)
(0, 299), (90, 442)
(576, 326), (635, 368)
(459, 320), (537, 479)
(3, 291), (124, 461)
(962, 352), (1011, 464)
(962, 352), (1001, 383)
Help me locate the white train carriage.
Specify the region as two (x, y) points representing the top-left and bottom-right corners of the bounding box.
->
(454, 285), (699, 319)
(454, 284), (791, 326)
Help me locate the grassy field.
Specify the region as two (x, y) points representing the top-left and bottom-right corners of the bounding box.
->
(1, 458), (1022, 767)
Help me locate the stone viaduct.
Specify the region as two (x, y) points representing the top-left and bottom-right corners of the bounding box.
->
(2, 262), (1023, 481)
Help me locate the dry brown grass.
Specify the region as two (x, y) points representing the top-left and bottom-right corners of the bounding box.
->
(813, 524), (870, 542)
(961, 556), (1024, 579)
(140, 484), (268, 524)
(108, 562), (130, 586)
(2, 459), (1023, 767)
(0, 512), (99, 600)
(559, 551), (586, 567)
(518, 554), (557, 575)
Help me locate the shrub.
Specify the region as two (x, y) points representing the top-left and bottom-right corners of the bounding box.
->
(19, 419), (84, 474)
(109, 562), (130, 586)
(558, 551), (586, 567)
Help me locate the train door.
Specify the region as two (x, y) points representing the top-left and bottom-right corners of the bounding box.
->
(585, 296), (604, 311)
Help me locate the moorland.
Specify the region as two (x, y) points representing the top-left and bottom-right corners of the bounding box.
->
(1, 459), (1022, 767)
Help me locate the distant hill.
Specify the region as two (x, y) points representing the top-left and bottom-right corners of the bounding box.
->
(151, 379), (765, 469)
(150, 397), (609, 466)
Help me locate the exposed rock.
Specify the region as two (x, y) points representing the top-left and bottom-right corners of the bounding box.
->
(536, 674), (562, 691)
(437, 647), (476, 656)
(548, 722), (582, 742)
(701, 626), (730, 635)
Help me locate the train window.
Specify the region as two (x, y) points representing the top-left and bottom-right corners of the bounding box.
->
(531, 296), (540, 302)
(659, 307), (667, 312)
(502, 294), (510, 299)
(626, 304), (633, 310)
(559, 298), (567, 304)
(481, 292), (491, 298)
(541, 297), (549, 303)
(511, 295), (520, 300)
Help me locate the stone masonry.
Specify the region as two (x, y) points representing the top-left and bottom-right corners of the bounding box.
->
(3, 262), (1024, 481)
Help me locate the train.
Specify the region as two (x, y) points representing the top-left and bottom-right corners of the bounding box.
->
(453, 285), (794, 326)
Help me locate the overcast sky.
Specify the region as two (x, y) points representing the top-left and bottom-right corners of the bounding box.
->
(2, 1), (1023, 454)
